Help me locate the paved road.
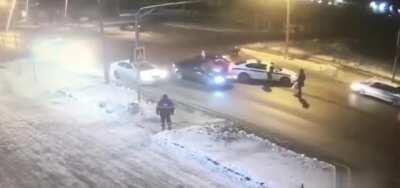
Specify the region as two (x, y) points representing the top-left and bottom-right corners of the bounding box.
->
(102, 24), (400, 188)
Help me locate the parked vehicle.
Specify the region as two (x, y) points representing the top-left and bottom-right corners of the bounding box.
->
(110, 60), (168, 85)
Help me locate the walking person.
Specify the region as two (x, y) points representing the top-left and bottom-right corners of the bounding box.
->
(294, 69), (306, 98)
(156, 94), (175, 130)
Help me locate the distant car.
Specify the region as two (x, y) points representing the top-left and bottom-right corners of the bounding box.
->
(351, 79), (400, 106)
(172, 54), (232, 88)
(229, 59), (297, 85)
(110, 60), (169, 85)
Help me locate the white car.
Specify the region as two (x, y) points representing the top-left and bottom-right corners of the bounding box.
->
(351, 79), (400, 105)
(110, 60), (169, 85)
(229, 59), (297, 85)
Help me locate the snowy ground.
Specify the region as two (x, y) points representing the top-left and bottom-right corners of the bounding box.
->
(0, 59), (335, 188)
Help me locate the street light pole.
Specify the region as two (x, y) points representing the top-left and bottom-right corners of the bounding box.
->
(392, 29), (400, 82)
(64, 0), (69, 17)
(25, 0), (29, 18)
(5, 0), (17, 31)
(97, 0), (109, 84)
(284, 0), (291, 60)
(132, 0), (203, 104)
(134, 13), (141, 103)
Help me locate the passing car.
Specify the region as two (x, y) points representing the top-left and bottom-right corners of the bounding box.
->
(351, 78), (400, 105)
(172, 54), (232, 88)
(229, 59), (297, 85)
(110, 60), (169, 85)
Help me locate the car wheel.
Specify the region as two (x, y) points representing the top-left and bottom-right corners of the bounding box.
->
(280, 77), (291, 86)
(238, 73), (250, 83)
(114, 71), (121, 80)
(391, 99), (400, 106)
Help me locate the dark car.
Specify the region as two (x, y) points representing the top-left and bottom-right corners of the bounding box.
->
(172, 54), (233, 88)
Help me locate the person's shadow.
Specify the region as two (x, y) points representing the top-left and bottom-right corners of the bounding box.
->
(296, 95), (310, 109)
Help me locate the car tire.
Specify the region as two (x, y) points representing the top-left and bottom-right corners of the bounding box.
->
(114, 71), (120, 80)
(280, 77), (291, 86)
(391, 99), (400, 106)
(238, 73), (250, 83)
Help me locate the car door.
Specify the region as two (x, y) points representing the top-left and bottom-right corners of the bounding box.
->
(369, 83), (389, 101)
(245, 63), (267, 80)
(119, 62), (136, 81)
(271, 67), (284, 81)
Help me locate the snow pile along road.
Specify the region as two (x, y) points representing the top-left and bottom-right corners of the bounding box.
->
(154, 124), (336, 188)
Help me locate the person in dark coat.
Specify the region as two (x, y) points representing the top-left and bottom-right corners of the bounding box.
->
(156, 94), (175, 130)
(267, 63), (275, 81)
(295, 69), (306, 97)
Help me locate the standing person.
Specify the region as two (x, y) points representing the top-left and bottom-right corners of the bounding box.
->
(201, 50), (206, 60)
(232, 46), (240, 56)
(156, 94), (175, 130)
(294, 69), (306, 97)
(267, 63), (275, 82)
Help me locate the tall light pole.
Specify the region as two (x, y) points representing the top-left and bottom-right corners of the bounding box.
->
(97, 0), (109, 84)
(25, 0), (29, 18)
(132, 0), (203, 104)
(284, 0), (291, 60)
(392, 29), (400, 81)
(5, 0), (17, 31)
(64, 0), (69, 17)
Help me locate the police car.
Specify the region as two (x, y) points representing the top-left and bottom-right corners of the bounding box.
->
(229, 59), (297, 86)
(351, 78), (400, 106)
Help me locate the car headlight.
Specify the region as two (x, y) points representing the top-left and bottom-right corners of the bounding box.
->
(213, 68), (222, 73)
(350, 83), (361, 91)
(213, 76), (226, 85)
(158, 70), (169, 79)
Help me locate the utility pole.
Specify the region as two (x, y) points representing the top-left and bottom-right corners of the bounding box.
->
(98, 0), (109, 84)
(64, 0), (69, 17)
(284, 0), (291, 60)
(132, 0), (203, 104)
(25, 0), (29, 18)
(6, 0), (17, 31)
(392, 28), (400, 82)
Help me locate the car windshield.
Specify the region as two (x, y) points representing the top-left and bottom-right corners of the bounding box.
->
(372, 82), (398, 93)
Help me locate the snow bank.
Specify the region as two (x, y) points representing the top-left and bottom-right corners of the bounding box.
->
(154, 124), (335, 188)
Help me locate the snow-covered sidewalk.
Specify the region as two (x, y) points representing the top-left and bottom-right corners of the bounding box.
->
(0, 59), (335, 188)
